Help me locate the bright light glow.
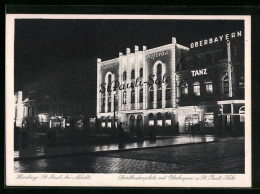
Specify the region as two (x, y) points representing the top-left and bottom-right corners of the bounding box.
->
(205, 112), (214, 127)
(157, 120), (162, 126)
(107, 122), (112, 128)
(165, 119), (171, 126)
(149, 120), (154, 126)
(102, 122), (106, 127)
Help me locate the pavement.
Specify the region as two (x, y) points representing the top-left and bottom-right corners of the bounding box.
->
(14, 136), (245, 173)
(14, 134), (218, 161)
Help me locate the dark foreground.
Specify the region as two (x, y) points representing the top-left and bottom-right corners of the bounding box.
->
(14, 137), (244, 173)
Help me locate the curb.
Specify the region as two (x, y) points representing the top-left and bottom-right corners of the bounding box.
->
(14, 140), (219, 161)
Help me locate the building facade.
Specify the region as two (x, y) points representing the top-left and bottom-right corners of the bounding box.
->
(97, 31), (245, 136)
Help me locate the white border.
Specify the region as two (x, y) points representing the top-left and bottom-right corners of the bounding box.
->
(5, 14), (251, 187)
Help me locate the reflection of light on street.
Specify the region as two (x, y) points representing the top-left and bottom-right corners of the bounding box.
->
(35, 159), (48, 169)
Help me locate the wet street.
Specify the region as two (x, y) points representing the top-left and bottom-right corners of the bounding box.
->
(14, 137), (244, 173)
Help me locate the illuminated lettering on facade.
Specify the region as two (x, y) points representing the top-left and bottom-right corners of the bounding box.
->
(190, 31), (242, 49)
(145, 50), (169, 60)
(191, 69), (207, 77)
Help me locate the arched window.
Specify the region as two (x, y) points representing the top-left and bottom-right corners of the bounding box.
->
(181, 82), (188, 97)
(102, 94), (106, 106)
(165, 112), (171, 126)
(123, 71), (127, 80)
(157, 86), (162, 101)
(193, 81), (200, 96)
(149, 87), (154, 102)
(108, 93), (112, 112)
(166, 85), (171, 100)
(206, 54), (213, 65)
(139, 88), (143, 102)
(140, 68), (143, 78)
(130, 115), (135, 131)
(108, 74), (112, 84)
(157, 64), (162, 75)
(157, 113), (163, 127)
(223, 75), (229, 94)
(149, 113), (154, 126)
(123, 91), (126, 104)
(131, 90), (135, 103)
(205, 79), (213, 94)
(131, 69), (135, 79)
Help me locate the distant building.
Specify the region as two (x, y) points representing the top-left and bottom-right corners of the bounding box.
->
(96, 31), (245, 136)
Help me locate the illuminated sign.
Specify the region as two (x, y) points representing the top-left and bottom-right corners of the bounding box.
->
(190, 31), (242, 49)
(191, 69), (207, 77)
(145, 50), (169, 60)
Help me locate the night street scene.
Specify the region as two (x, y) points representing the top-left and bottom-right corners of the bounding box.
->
(13, 19), (245, 173)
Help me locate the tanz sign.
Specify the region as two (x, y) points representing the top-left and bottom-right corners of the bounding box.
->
(191, 69), (207, 77)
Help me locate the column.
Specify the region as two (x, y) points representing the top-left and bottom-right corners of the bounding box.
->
(142, 46), (147, 110)
(171, 37), (177, 108)
(153, 64), (157, 109)
(162, 64), (166, 108)
(96, 58), (101, 115)
(105, 73), (108, 113)
(118, 53), (123, 111)
(126, 48), (131, 110)
(134, 45), (139, 110)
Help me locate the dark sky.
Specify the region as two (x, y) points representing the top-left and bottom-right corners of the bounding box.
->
(14, 19), (244, 92)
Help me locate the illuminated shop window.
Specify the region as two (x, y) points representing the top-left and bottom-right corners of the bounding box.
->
(166, 85), (171, 100)
(165, 112), (171, 126)
(149, 113), (154, 126)
(140, 68), (143, 78)
(131, 90), (135, 103)
(107, 117), (112, 128)
(139, 88), (143, 102)
(157, 86), (162, 101)
(131, 70), (135, 79)
(239, 106), (245, 122)
(205, 79), (213, 94)
(181, 82), (188, 97)
(123, 91), (126, 104)
(157, 113), (163, 127)
(123, 71), (127, 80)
(223, 75), (229, 94)
(205, 112), (214, 127)
(226, 115), (231, 126)
(193, 82), (200, 96)
(149, 87), (154, 102)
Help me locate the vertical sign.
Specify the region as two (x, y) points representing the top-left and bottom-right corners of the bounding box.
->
(227, 41), (233, 97)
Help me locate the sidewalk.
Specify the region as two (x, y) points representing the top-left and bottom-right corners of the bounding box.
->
(14, 135), (218, 161)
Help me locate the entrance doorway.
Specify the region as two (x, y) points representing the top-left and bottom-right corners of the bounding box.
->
(185, 114), (199, 133)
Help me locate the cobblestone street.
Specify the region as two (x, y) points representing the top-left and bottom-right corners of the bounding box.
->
(14, 137), (244, 173)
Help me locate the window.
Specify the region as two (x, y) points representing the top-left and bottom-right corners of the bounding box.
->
(140, 68), (143, 78)
(165, 112), (171, 126)
(166, 85), (171, 100)
(157, 113), (163, 127)
(193, 82), (200, 96)
(123, 91), (126, 104)
(157, 64), (162, 75)
(205, 79), (213, 94)
(139, 89), (143, 102)
(149, 113), (154, 126)
(108, 74), (112, 84)
(181, 82), (188, 97)
(157, 86), (162, 101)
(239, 75), (244, 89)
(223, 75), (229, 94)
(131, 69), (135, 79)
(149, 87), (154, 102)
(206, 54), (213, 65)
(131, 90), (135, 103)
(226, 115), (231, 126)
(123, 71), (127, 80)
(108, 93), (111, 112)
(194, 56), (199, 66)
(205, 112), (214, 127)
(102, 94), (106, 106)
